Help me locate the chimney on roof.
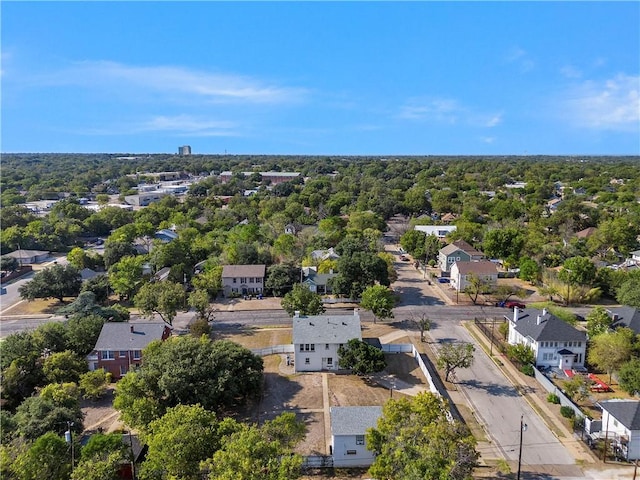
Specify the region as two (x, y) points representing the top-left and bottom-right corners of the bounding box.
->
(130, 325), (135, 333)
(342, 322), (347, 326)
(537, 315), (542, 325)
(514, 306), (520, 322)
(294, 311), (300, 318)
(354, 308), (359, 316)
(542, 308), (547, 316)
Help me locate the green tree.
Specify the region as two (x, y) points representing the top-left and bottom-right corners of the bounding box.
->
(586, 306), (613, 338)
(72, 450), (127, 480)
(482, 227), (525, 261)
(588, 328), (635, 383)
(13, 394), (83, 441)
(281, 284), (325, 317)
(79, 369), (112, 400)
(140, 404), (220, 480)
(64, 313), (106, 356)
(360, 284), (395, 323)
(337, 338), (386, 375)
(506, 343), (535, 366)
(12, 432), (71, 480)
(42, 350), (88, 384)
(437, 342), (475, 382)
(203, 413), (305, 480)
(558, 256), (597, 287)
(367, 392), (478, 480)
(134, 281), (186, 326)
(191, 264), (223, 299)
(265, 263), (301, 296)
(462, 273), (493, 305)
(331, 251), (389, 299)
(518, 257), (541, 283)
(108, 255), (146, 301)
(617, 276), (640, 307)
(19, 264), (81, 303)
(103, 240), (137, 269)
(188, 288), (216, 322)
(1, 256), (19, 273)
(114, 337), (263, 429)
(618, 358), (640, 396)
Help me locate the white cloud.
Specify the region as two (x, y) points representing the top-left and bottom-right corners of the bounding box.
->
(505, 46), (535, 73)
(480, 136), (496, 144)
(32, 60), (308, 105)
(561, 74), (640, 131)
(73, 114), (241, 137)
(560, 65), (582, 79)
(397, 97), (502, 128)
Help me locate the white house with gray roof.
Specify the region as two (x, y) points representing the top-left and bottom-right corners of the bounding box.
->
(292, 310), (361, 372)
(330, 406), (382, 467)
(221, 264), (266, 296)
(598, 400), (640, 460)
(506, 307), (587, 370)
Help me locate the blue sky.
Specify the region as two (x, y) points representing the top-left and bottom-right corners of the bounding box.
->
(2, 2), (639, 155)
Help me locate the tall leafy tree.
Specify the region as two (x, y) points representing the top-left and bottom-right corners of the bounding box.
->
(585, 306), (613, 338)
(367, 392), (478, 480)
(616, 276), (640, 307)
(19, 264), (81, 303)
(281, 284), (325, 317)
(360, 285), (395, 323)
(11, 432), (72, 480)
(618, 358), (640, 396)
(134, 281), (186, 326)
(437, 342), (475, 382)
(108, 255), (145, 301)
(337, 339), (386, 375)
(588, 328), (635, 383)
(266, 263), (301, 296)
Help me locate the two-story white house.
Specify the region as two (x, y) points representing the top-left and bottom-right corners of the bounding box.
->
(292, 310), (361, 372)
(450, 260), (498, 292)
(330, 406), (382, 467)
(221, 264), (266, 297)
(598, 399), (640, 461)
(506, 307), (587, 370)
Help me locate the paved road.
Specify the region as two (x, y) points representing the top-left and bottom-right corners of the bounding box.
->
(391, 255), (577, 467)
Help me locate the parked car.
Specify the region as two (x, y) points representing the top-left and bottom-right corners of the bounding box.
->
(400, 255), (410, 261)
(437, 278), (450, 283)
(505, 301), (526, 309)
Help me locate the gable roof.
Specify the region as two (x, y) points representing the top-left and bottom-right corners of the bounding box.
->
(453, 260), (498, 275)
(330, 406), (383, 436)
(452, 239), (485, 257)
(440, 243), (470, 256)
(293, 311), (362, 344)
(93, 322), (170, 351)
(511, 308), (586, 342)
(221, 264), (266, 278)
(607, 306), (640, 335)
(600, 400), (640, 430)
(576, 227), (597, 239)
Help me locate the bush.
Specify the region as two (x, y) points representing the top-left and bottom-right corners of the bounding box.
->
(547, 393), (560, 404)
(560, 406), (575, 418)
(520, 364), (534, 376)
(570, 415), (585, 431)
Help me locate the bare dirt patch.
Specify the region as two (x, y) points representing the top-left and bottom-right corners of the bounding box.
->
(214, 326), (292, 348)
(3, 298), (67, 315)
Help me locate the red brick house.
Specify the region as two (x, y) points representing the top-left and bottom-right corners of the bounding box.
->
(87, 322), (172, 380)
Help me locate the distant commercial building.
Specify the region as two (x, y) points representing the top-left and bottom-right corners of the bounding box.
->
(178, 145), (192, 155)
(124, 192), (167, 207)
(219, 171), (301, 185)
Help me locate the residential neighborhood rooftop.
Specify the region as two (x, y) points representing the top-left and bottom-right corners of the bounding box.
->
(293, 311), (362, 344)
(599, 399), (640, 430)
(93, 322), (171, 351)
(509, 308), (587, 342)
(330, 406), (383, 436)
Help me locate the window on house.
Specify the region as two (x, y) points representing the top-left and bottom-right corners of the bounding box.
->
(101, 350), (114, 360)
(310, 344), (315, 352)
(256, 278), (262, 283)
(249, 277), (254, 283)
(233, 278), (237, 284)
(120, 365), (128, 376)
(326, 344), (330, 350)
(300, 344), (304, 352)
(119, 351), (128, 358)
(327, 357), (333, 365)
(356, 435), (365, 445)
(305, 358), (310, 364)
(347, 450), (357, 455)
(241, 277), (247, 283)
(133, 350), (141, 360)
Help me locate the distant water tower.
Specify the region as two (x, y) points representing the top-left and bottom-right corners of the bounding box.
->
(178, 145), (192, 155)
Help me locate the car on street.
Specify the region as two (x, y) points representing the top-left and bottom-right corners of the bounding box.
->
(437, 278), (450, 283)
(504, 301), (526, 309)
(400, 255), (410, 261)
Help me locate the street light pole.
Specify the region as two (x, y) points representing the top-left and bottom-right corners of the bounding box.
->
(517, 414), (527, 480)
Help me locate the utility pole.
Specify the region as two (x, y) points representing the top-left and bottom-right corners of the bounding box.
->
(65, 421), (75, 472)
(517, 414), (527, 480)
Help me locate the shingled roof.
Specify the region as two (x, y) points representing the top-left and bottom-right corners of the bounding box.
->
(510, 308), (586, 342)
(93, 322), (170, 351)
(221, 264), (266, 278)
(600, 400), (640, 430)
(608, 306), (640, 335)
(330, 406), (383, 436)
(293, 311), (361, 344)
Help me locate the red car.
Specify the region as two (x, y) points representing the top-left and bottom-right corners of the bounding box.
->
(505, 301), (526, 309)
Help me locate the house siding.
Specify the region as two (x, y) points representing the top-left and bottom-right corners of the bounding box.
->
(294, 343), (342, 372)
(332, 434), (376, 467)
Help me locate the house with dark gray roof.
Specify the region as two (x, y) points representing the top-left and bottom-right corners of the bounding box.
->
(450, 260), (498, 292)
(598, 400), (640, 460)
(87, 322), (172, 380)
(292, 310), (361, 372)
(330, 406), (382, 467)
(438, 239), (485, 273)
(506, 307), (587, 369)
(607, 306), (640, 335)
(302, 267), (337, 294)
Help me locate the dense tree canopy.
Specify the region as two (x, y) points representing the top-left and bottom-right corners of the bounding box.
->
(19, 264), (81, 303)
